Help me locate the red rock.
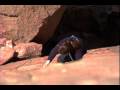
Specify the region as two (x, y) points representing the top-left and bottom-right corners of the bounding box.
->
(0, 69), (31, 84)
(0, 46), (119, 85)
(0, 38), (6, 47)
(0, 38), (14, 48)
(0, 22), (6, 38)
(0, 59), (30, 70)
(0, 56), (48, 71)
(0, 47), (15, 65)
(0, 5), (65, 44)
(14, 42), (42, 58)
(5, 39), (14, 48)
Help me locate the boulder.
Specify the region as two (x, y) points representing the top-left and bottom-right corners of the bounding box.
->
(0, 47), (15, 65)
(0, 46), (119, 85)
(0, 5), (65, 44)
(14, 42), (42, 59)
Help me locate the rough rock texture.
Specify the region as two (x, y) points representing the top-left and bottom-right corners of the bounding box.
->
(0, 47), (15, 65)
(14, 42), (42, 58)
(0, 5), (119, 85)
(0, 5), (65, 44)
(0, 38), (15, 65)
(0, 5), (119, 45)
(0, 38), (7, 47)
(0, 40), (43, 65)
(45, 5), (119, 54)
(0, 46), (119, 85)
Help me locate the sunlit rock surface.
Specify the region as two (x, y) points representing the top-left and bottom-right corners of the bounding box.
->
(0, 46), (119, 85)
(0, 5), (65, 44)
(14, 42), (42, 59)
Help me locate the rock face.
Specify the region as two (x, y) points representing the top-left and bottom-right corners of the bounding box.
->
(0, 38), (43, 65)
(0, 47), (15, 65)
(0, 46), (119, 85)
(0, 5), (119, 45)
(42, 5), (119, 55)
(0, 38), (15, 65)
(0, 5), (119, 85)
(0, 5), (65, 44)
(14, 42), (42, 59)
(0, 38), (7, 48)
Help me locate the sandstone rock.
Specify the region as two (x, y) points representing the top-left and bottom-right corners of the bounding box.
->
(0, 47), (15, 65)
(14, 42), (42, 58)
(0, 56), (48, 71)
(0, 38), (15, 65)
(0, 46), (119, 85)
(0, 5), (65, 44)
(0, 38), (14, 48)
(0, 70), (32, 85)
(0, 38), (6, 47)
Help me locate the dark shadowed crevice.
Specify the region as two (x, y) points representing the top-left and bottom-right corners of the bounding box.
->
(30, 5), (66, 44)
(31, 6), (120, 57)
(0, 12), (18, 17)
